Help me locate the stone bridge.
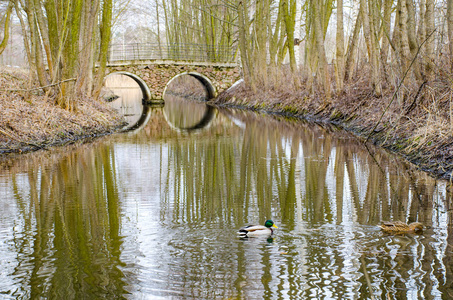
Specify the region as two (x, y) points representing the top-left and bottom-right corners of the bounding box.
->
(106, 61), (242, 103)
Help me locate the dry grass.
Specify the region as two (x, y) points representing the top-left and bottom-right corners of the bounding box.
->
(2, 64), (453, 179)
(215, 64), (453, 180)
(0, 67), (125, 153)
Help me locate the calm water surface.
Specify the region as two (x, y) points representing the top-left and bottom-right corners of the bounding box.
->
(1, 75), (453, 299)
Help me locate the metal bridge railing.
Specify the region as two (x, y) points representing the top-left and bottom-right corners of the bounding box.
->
(108, 43), (237, 63)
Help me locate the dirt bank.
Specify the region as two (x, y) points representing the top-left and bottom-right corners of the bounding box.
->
(0, 67), (125, 154)
(213, 68), (453, 181)
(2, 66), (452, 181)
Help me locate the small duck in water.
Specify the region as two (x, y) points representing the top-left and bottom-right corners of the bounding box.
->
(379, 221), (423, 234)
(238, 220), (278, 238)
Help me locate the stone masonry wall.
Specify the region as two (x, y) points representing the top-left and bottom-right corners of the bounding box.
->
(107, 63), (242, 100)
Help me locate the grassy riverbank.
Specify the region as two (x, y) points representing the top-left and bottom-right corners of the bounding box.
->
(2, 66), (452, 181)
(0, 67), (124, 154)
(213, 67), (453, 181)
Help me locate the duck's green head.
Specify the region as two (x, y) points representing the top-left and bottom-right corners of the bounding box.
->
(265, 220), (278, 228)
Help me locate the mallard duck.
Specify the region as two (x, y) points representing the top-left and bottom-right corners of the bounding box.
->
(237, 220), (278, 238)
(379, 221), (423, 234)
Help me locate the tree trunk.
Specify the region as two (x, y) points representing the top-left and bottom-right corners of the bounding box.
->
(405, 0), (418, 56)
(380, 0), (393, 65)
(93, 0), (113, 98)
(162, 0), (172, 45)
(269, 0), (283, 69)
(13, 0), (33, 77)
(13, 0), (115, 109)
(0, 1), (13, 55)
(282, 0), (297, 74)
(254, 0), (268, 84)
(417, 0), (426, 46)
(156, 0), (162, 57)
(312, 0), (331, 99)
(398, 0), (413, 76)
(77, 0), (100, 96)
(276, 14), (287, 68)
(344, 8), (361, 81)
(335, 0), (345, 93)
(405, 0), (421, 80)
(360, 0), (381, 96)
(424, 0), (435, 78)
(43, 0), (60, 81)
(392, 0), (402, 59)
(33, 0), (54, 78)
(24, 0), (49, 90)
(56, 0), (84, 109)
(394, 0), (415, 105)
(237, 0), (254, 89)
(448, 0), (453, 69)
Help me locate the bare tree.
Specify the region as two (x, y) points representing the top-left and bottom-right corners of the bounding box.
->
(0, 0), (13, 55)
(448, 0), (453, 68)
(335, 0), (345, 93)
(12, 0), (113, 110)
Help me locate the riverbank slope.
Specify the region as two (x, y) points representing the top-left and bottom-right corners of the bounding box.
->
(213, 70), (453, 181)
(0, 67), (124, 154)
(2, 67), (452, 181)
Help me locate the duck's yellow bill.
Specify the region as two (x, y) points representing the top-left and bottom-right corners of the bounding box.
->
(272, 224), (278, 228)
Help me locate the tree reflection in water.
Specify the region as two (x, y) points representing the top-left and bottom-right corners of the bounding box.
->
(0, 96), (452, 299)
(2, 144), (128, 298)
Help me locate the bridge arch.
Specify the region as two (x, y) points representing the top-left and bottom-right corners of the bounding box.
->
(106, 64), (241, 101)
(106, 71), (152, 103)
(162, 72), (217, 100)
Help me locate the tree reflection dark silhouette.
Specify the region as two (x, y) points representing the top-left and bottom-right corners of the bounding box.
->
(151, 107), (453, 298)
(9, 145), (127, 298)
(2, 103), (453, 299)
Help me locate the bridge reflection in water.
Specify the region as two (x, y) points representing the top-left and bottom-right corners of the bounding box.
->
(103, 72), (217, 133)
(103, 73), (146, 130)
(2, 73), (453, 299)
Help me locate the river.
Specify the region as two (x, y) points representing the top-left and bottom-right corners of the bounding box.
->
(0, 74), (451, 299)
